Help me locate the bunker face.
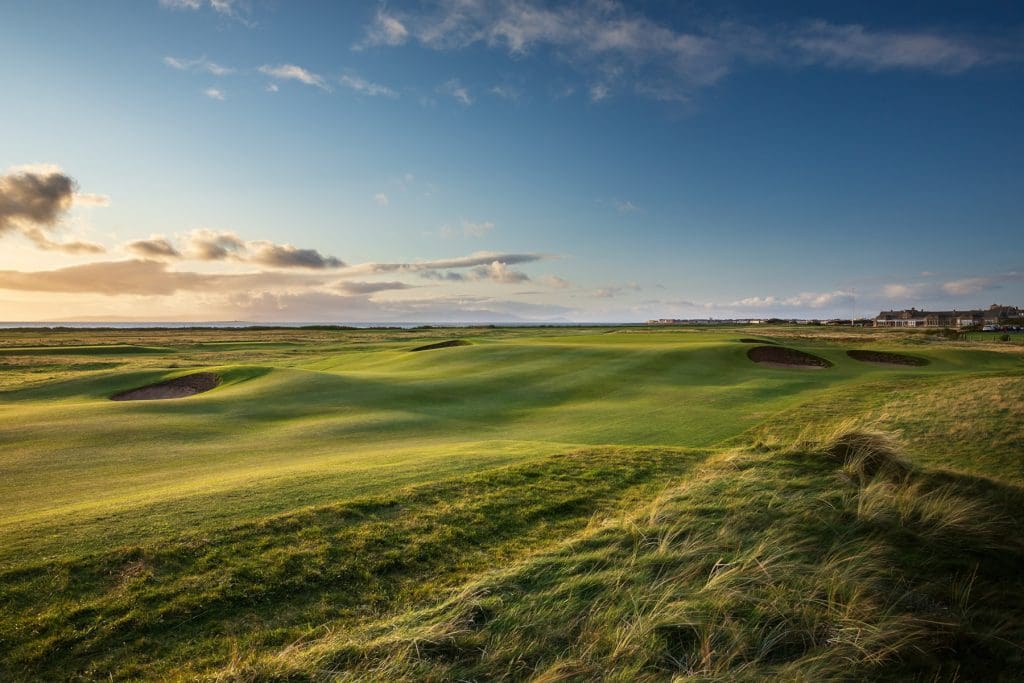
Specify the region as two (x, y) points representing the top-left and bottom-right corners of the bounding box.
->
(111, 372), (221, 401)
(846, 350), (929, 367)
(747, 345), (833, 369)
(410, 339), (470, 352)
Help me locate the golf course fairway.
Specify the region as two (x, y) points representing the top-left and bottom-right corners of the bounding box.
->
(1, 325), (1021, 680)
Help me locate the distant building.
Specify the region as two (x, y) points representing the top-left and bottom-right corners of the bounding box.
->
(874, 304), (1022, 329)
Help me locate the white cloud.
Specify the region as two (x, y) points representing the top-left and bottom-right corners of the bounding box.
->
(73, 193), (111, 207)
(358, 2), (1010, 102)
(335, 280), (413, 295)
(438, 78), (473, 105)
(163, 55), (234, 75)
(489, 84), (521, 101)
(615, 200), (639, 213)
(373, 192), (390, 206)
(461, 219), (494, 237)
(731, 290), (854, 309)
(340, 73), (399, 98)
(258, 64), (328, 90)
(0, 259), (319, 296)
(204, 87), (226, 100)
(265, 83), (279, 93)
(791, 21), (992, 74)
(943, 277), (992, 296)
(349, 251), (547, 279)
(158, 0), (248, 23)
(882, 283), (925, 299)
(439, 219), (495, 238)
(539, 275), (570, 289)
(355, 9), (410, 50)
(159, 0), (202, 9)
(471, 260), (530, 284)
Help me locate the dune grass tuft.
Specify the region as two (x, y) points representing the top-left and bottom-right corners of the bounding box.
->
(219, 432), (1024, 682)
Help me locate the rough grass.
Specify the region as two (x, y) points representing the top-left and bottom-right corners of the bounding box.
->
(0, 446), (704, 680)
(221, 434), (1024, 682)
(0, 326), (1021, 679)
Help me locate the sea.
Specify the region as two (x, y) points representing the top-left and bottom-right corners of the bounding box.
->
(0, 321), (632, 330)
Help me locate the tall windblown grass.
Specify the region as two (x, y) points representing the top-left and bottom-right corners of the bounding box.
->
(220, 429), (1023, 681)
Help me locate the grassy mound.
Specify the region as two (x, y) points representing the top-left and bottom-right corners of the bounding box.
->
(409, 339), (471, 352)
(847, 349), (929, 366)
(738, 338), (778, 344)
(747, 345), (833, 368)
(220, 431), (1023, 682)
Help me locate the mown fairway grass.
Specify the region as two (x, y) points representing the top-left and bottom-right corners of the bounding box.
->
(0, 325), (1022, 680)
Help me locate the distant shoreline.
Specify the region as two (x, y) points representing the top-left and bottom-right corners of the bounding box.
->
(0, 321), (643, 330)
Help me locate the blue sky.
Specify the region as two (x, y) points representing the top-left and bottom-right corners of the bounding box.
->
(0, 0), (1021, 322)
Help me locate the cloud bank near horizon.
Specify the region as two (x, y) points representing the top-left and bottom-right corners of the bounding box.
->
(0, 166), (1016, 322)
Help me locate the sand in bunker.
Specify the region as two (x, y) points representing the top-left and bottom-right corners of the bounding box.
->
(111, 372), (221, 401)
(410, 339), (470, 352)
(846, 350), (928, 366)
(747, 345), (832, 369)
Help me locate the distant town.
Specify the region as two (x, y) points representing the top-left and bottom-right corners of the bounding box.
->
(647, 303), (1024, 330)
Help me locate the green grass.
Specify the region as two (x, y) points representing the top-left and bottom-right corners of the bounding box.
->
(965, 331), (1024, 343)
(0, 325), (1022, 680)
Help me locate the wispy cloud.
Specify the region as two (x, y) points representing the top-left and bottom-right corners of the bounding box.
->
(441, 219), (495, 238)
(730, 290), (854, 309)
(489, 84), (521, 101)
(248, 241), (344, 269)
(351, 251), (547, 284)
(0, 260), (318, 296)
(339, 72), (399, 98)
(539, 274), (570, 289)
(126, 236), (181, 260)
(589, 83), (610, 102)
(883, 271), (1024, 300)
(940, 275), (1019, 296)
(438, 78), (473, 105)
(373, 192), (390, 206)
(355, 8), (410, 50)
(183, 229), (344, 268)
(471, 261), (530, 283)
(335, 280), (413, 295)
(790, 21), (993, 74)
(158, 0), (249, 24)
(73, 193), (111, 207)
(124, 229), (344, 270)
(359, 1), (1012, 102)
(203, 87), (226, 100)
(163, 55), (234, 76)
(258, 64), (328, 90)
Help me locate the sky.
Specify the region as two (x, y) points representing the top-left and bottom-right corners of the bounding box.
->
(0, 0), (1022, 323)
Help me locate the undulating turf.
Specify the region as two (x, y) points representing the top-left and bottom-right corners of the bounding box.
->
(0, 325), (1021, 680)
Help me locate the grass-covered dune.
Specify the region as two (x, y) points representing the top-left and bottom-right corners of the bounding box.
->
(0, 325), (1022, 680)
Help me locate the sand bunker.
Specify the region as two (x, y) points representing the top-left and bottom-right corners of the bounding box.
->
(111, 372), (221, 401)
(739, 338), (778, 344)
(747, 345), (833, 369)
(846, 350), (928, 367)
(410, 339), (471, 352)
